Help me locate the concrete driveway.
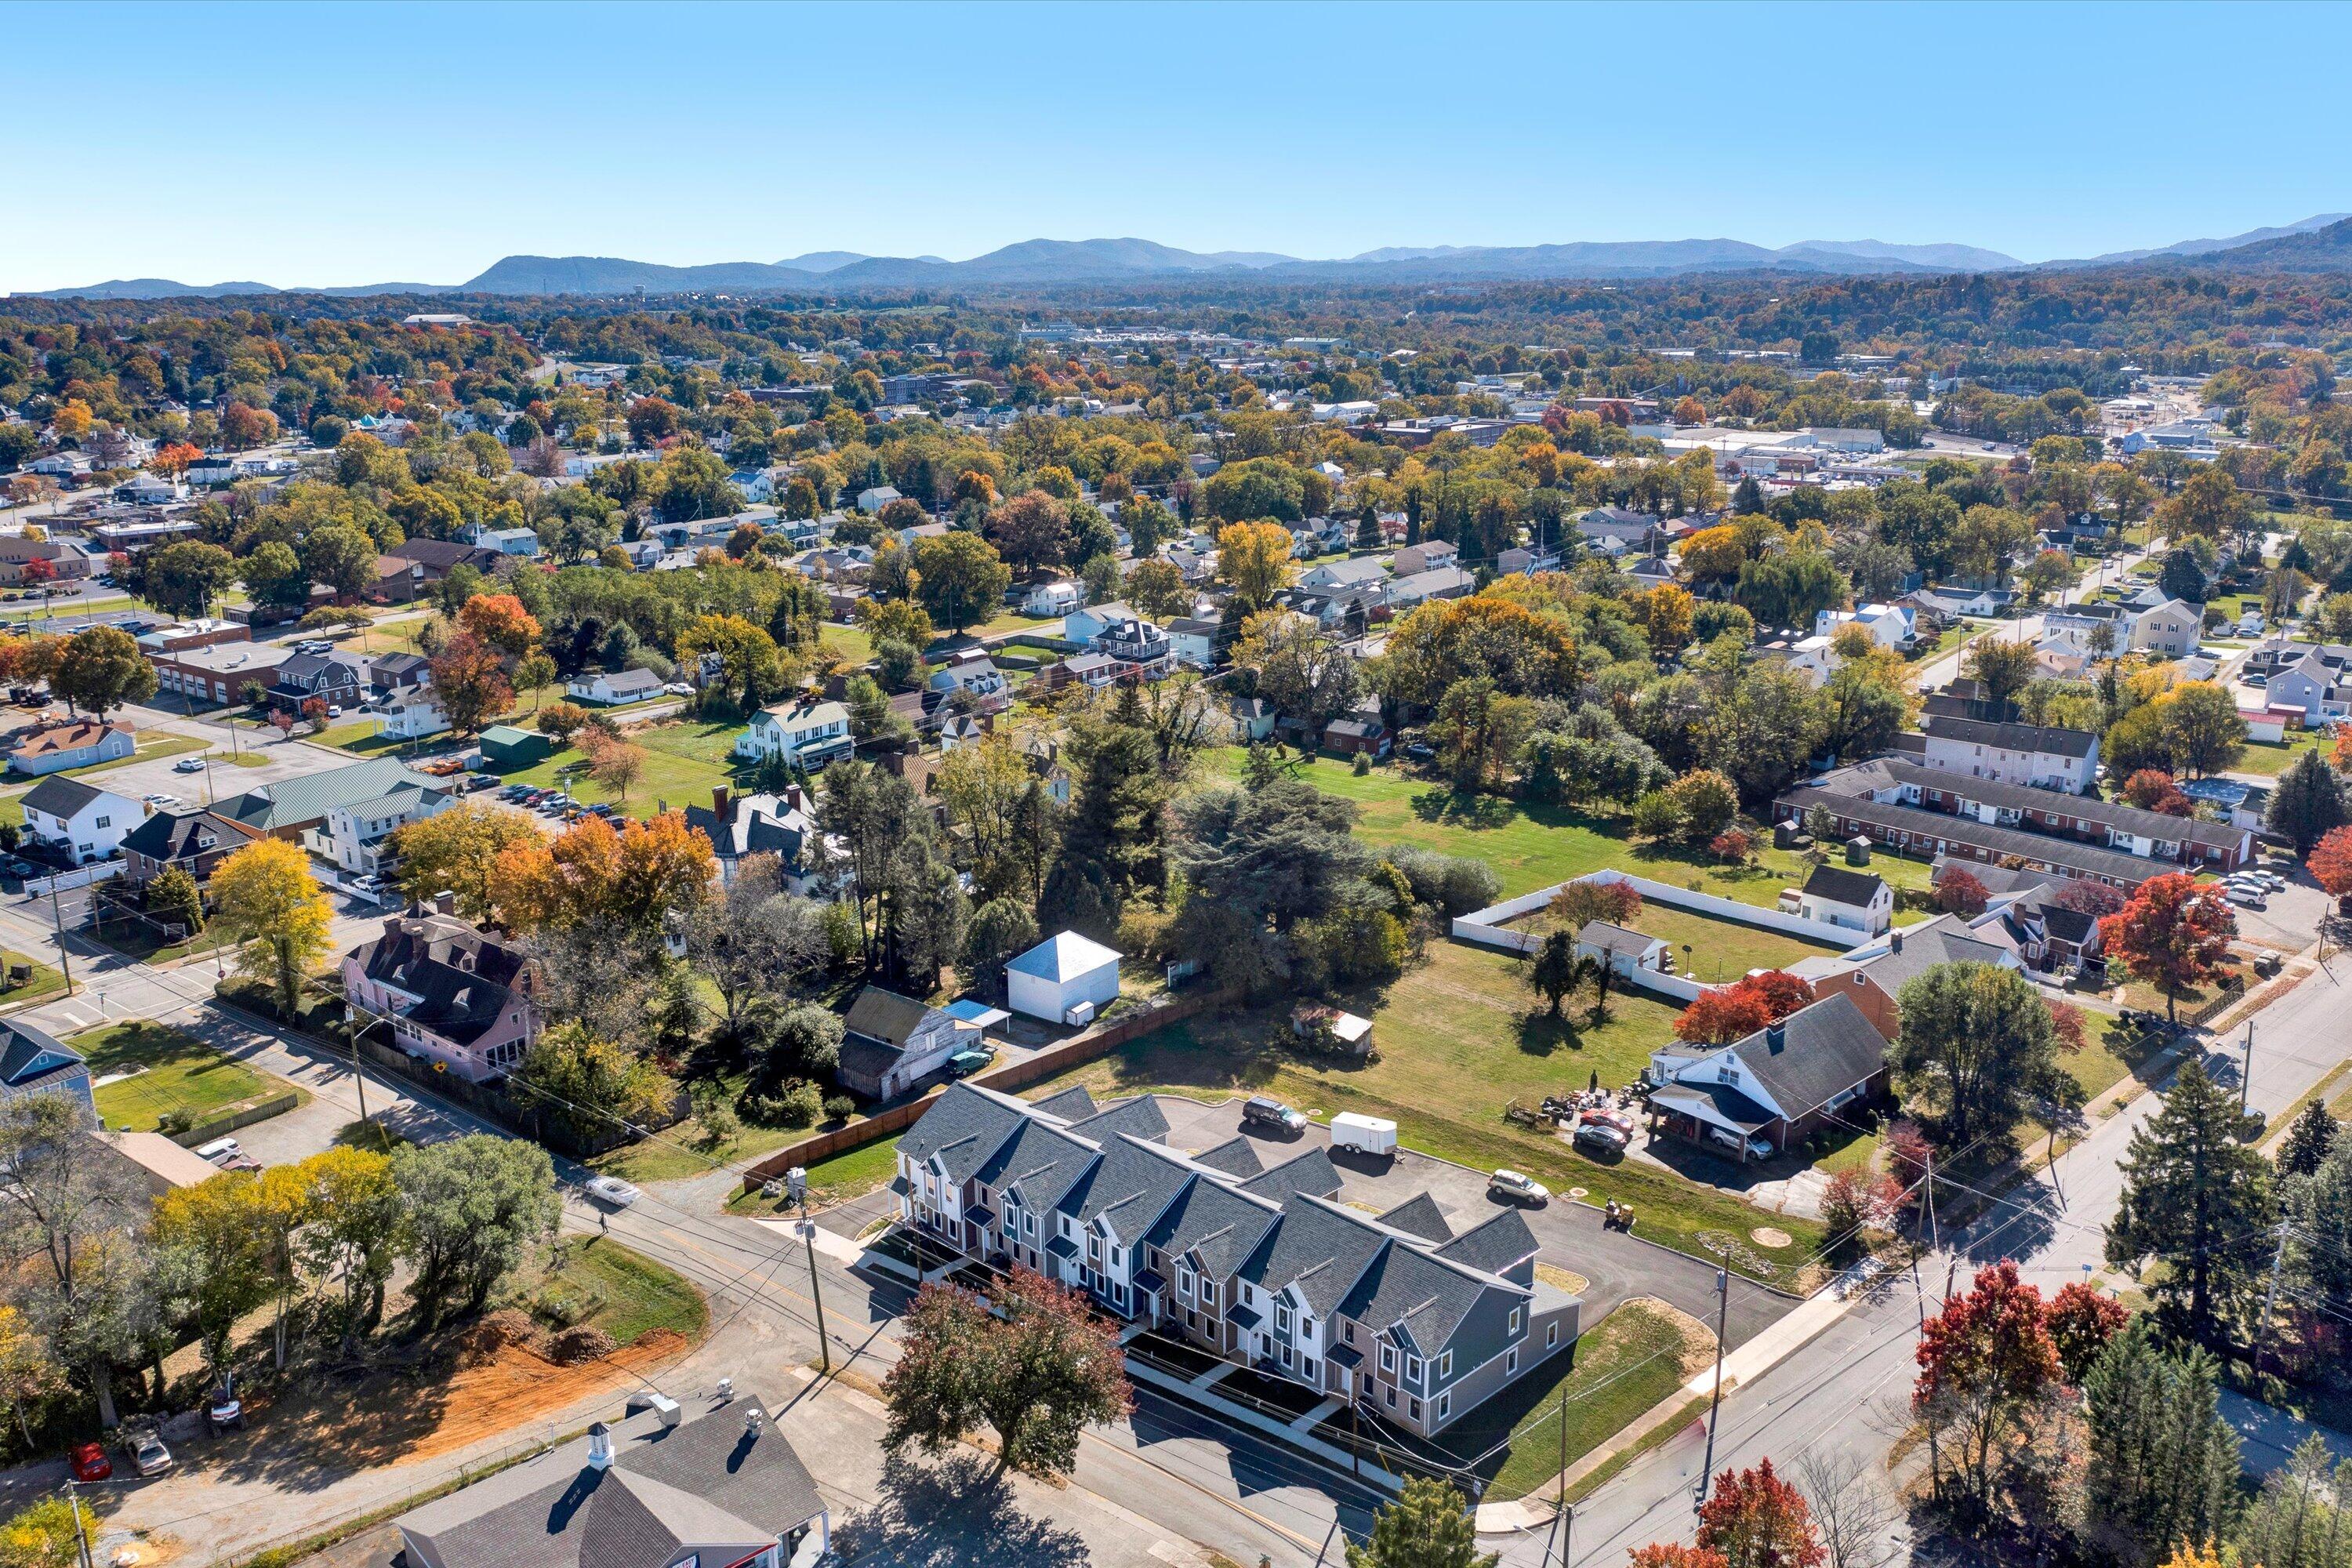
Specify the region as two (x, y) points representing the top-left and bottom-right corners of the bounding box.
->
(1147, 1095), (1792, 1349)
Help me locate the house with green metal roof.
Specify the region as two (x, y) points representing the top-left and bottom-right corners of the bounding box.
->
(215, 757), (448, 848)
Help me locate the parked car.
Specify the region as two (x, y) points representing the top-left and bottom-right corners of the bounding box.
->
(1488, 1168), (1549, 1206)
(207, 1375), (245, 1433)
(1403, 742), (1436, 763)
(142, 793), (180, 809)
(173, 756), (206, 774)
(67, 1443), (111, 1483)
(1241, 1095), (1308, 1134)
(1706, 1124), (1776, 1160)
(120, 1424), (172, 1477)
(2255, 871), (2286, 891)
(1580, 1108), (1637, 1137)
(583, 1174), (641, 1208)
(662, 681), (695, 697)
(1329, 1112), (1397, 1157)
(1572, 1122), (1629, 1155)
(946, 1047), (995, 1078)
(193, 1137), (241, 1163)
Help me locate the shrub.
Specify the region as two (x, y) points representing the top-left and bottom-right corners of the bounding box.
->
(1710, 828), (1755, 865)
(1352, 751), (1370, 775)
(741, 1079), (823, 1128)
(1667, 769), (1738, 841)
(822, 1094), (855, 1122)
(1931, 866), (1988, 916)
(1386, 847), (1502, 916)
(1631, 788), (1682, 840)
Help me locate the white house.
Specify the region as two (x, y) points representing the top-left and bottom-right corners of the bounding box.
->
(1813, 603), (1915, 650)
(1023, 579), (1084, 617)
(466, 524), (541, 558)
(855, 485), (902, 514)
(1006, 930), (1123, 1025)
(1793, 865), (1893, 936)
(7, 720), (135, 777)
(321, 781), (455, 880)
(1917, 717), (2101, 794)
(734, 698), (855, 768)
(19, 777), (140, 864)
(927, 655), (1011, 710)
(1295, 557), (1386, 596)
(565, 668), (665, 706)
(1573, 920), (1669, 982)
(2131, 597), (2204, 658)
(1062, 601), (1143, 648)
(378, 686), (449, 741)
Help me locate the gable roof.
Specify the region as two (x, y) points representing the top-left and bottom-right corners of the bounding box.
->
(1029, 1084), (1098, 1121)
(1191, 1136), (1265, 1178)
(9, 720), (129, 759)
(349, 906), (534, 1050)
(1854, 913), (2016, 994)
(1008, 930), (1123, 983)
(119, 808), (259, 863)
(218, 757), (445, 831)
(1374, 1192), (1454, 1243)
(1919, 714), (2098, 758)
(0, 1022), (83, 1093)
(1067, 1096), (1169, 1144)
(1801, 864), (1886, 908)
(1720, 993), (1886, 1119)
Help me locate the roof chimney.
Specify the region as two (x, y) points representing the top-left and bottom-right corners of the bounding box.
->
(1889, 929), (1904, 953)
(434, 889), (457, 916)
(713, 785), (731, 818)
(585, 1421), (613, 1470)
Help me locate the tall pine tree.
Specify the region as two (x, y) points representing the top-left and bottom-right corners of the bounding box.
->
(2270, 748), (2350, 860)
(2106, 1059), (2276, 1339)
(2082, 1317), (2241, 1563)
(2234, 1432), (2352, 1568)
(2282, 1100), (2339, 1178)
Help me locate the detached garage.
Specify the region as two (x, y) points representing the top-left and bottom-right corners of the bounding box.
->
(478, 724), (552, 770)
(1006, 931), (1123, 1025)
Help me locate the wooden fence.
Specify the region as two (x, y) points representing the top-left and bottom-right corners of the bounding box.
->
(739, 985), (1225, 1193)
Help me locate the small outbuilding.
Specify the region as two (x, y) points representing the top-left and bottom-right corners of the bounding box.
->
(478, 724), (553, 770)
(1006, 930), (1123, 1025)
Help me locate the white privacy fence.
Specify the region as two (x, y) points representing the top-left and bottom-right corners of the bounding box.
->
(18, 860), (123, 900)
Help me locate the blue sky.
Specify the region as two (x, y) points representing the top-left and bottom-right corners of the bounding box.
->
(5, 1), (2347, 292)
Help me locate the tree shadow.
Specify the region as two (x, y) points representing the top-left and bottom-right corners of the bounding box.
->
(828, 1452), (1092, 1568)
(1515, 1011), (1584, 1057)
(1406, 787), (1519, 829)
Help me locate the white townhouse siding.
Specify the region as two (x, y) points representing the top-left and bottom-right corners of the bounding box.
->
(733, 699), (854, 767)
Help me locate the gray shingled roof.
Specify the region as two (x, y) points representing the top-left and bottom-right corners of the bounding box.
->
(1856, 914), (2015, 994)
(1722, 993), (1887, 1118)
(1237, 1199), (1389, 1317)
(1240, 1147), (1341, 1203)
(1143, 1178), (1283, 1279)
(1802, 864), (1886, 909)
(1919, 715), (2098, 758)
(1030, 1084), (1098, 1121)
(898, 1081), (1034, 1185)
(1375, 1193), (1454, 1243)
(1778, 783), (2167, 886)
(1191, 1137), (1264, 1178)
(1069, 1097), (1170, 1144)
(1434, 1210), (1539, 1278)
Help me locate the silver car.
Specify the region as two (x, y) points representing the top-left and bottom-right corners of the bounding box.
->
(1488, 1169), (1550, 1206)
(583, 1174), (641, 1208)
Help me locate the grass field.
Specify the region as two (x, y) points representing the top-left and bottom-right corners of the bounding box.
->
(820, 622), (875, 663)
(534, 1236), (708, 1346)
(0, 950), (67, 1007)
(2233, 728), (2330, 778)
(488, 717), (743, 818)
(1207, 748), (1937, 907)
(1021, 941), (1826, 1283)
(1518, 900), (1847, 982)
(725, 1135), (903, 1216)
(78, 1021), (306, 1132)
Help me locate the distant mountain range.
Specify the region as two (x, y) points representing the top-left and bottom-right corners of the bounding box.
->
(20, 214), (2352, 300)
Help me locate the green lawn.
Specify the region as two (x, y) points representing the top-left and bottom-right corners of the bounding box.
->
(820, 622), (875, 663)
(1022, 940), (1826, 1284)
(534, 1236), (708, 1346)
(488, 717), (744, 818)
(726, 1135), (904, 1216)
(313, 717), (412, 754)
(5, 732), (208, 787)
(0, 950), (67, 1007)
(1515, 901), (1846, 983)
(1208, 749), (1936, 907)
(2233, 729), (2329, 779)
(78, 1021), (305, 1133)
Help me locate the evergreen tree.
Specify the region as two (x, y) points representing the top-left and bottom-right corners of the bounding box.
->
(1346, 1475), (1497, 1568)
(1356, 503), (1382, 552)
(2082, 1318), (2241, 1564)
(2285, 1131), (2352, 1334)
(2282, 1100), (2339, 1178)
(2269, 748), (2350, 859)
(2234, 1432), (2352, 1568)
(2106, 1060), (2276, 1338)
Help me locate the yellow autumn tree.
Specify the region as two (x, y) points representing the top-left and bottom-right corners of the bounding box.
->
(210, 838), (335, 1017)
(490, 811), (714, 934)
(384, 800), (544, 920)
(1214, 520), (1297, 612)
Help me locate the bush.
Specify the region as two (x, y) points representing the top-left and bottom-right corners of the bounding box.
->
(1352, 750), (1371, 775)
(1631, 788), (1681, 840)
(740, 1079), (823, 1129)
(822, 1094), (856, 1122)
(1115, 903), (1173, 962)
(158, 1107), (194, 1137)
(1387, 847), (1503, 916)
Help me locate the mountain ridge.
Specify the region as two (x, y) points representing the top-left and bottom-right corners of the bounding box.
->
(18, 216), (2350, 299)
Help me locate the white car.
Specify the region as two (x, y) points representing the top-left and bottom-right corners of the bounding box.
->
(2227, 887), (2268, 910)
(1488, 1169), (1549, 1207)
(141, 793), (180, 809)
(173, 756), (206, 774)
(2255, 871), (2286, 891)
(583, 1174), (641, 1208)
(662, 681), (695, 697)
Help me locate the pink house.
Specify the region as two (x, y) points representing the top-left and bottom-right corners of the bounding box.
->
(341, 894), (541, 1082)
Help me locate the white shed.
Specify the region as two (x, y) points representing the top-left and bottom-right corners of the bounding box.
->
(1006, 931), (1123, 1025)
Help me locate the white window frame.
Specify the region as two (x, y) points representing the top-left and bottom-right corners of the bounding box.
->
(1380, 1344), (1397, 1376)
(1437, 1352), (1452, 1379)
(1406, 1354), (1423, 1383)
(1439, 1392), (1451, 1421)
(1508, 1347), (1519, 1374)
(1508, 1307), (1523, 1334)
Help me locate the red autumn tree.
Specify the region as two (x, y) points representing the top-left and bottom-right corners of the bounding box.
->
(1674, 971), (1817, 1045)
(2311, 825), (2352, 899)
(1631, 1547), (1729, 1568)
(1931, 865), (1988, 916)
(1914, 1260), (2063, 1512)
(2053, 878), (2128, 918)
(2045, 999), (2089, 1054)
(300, 695), (329, 732)
(1695, 1457), (1824, 1568)
(456, 592), (542, 663)
(2043, 1280), (2127, 1384)
(17, 557), (55, 588)
(2123, 768), (2188, 813)
(1548, 877), (1642, 931)
(1711, 828), (1756, 865)
(2098, 872), (2236, 1025)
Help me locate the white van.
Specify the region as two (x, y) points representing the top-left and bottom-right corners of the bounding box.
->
(1330, 1113), (1398, 1158)
(193, 1137), (241, 1163)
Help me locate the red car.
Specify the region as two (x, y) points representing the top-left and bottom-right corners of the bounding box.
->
(68, 1443), (111, 1483)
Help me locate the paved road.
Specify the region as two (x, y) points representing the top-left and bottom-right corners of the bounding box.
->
(1531, 949), (2352, 1568)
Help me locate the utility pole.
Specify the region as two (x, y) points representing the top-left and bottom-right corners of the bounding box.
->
(798, 1197), (831, 1375)
(64, 1482), (93, 1568)
(1922, 1148), (1937, 1254)
(2257, 1221), (2290, 1381)
(46, 878), (73, 996)
(1695, 1265), (1730, 1513)
(2241, 1019), (2256, 1115)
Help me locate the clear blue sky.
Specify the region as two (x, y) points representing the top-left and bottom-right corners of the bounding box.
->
(5, 0), (2347, 292)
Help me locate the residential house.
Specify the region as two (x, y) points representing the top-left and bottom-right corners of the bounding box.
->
(1062, 601), (1145, 648)
(1323, 715), (1392, 759)
(321, 779), (456, 880)
(565, 668), (665, 706)
(1006, 931), (1123, 1025)
(1040, 652), (1126, 692)
(1496, 543), (1563, 576)
(1916, 716), (2101, 794)
(1167, 617), (1219, 670)
(2031, 631), (2096, 681)
(1798, 915), (2027, 1040)
(1794, 865), (1893, 935)
(215, 757), (450, 847)
(2131, 597), (2204, 657)
(1386, 565), (1477, 611)
(1778, 758), (2249, 891)
(119, 808), (262, 890)
(265, 652), (365, 717)
(1907, 584), (2013, 620)
(1389, 540), (1460, 576)
(466, 525), (540, 558)
(342, 894), (541, 1081)
(377, 685), (448, 741)
(1295, 558), (1388, 597)
(2264, 648), (2352, 727)
(927, 655), (1011, 713)
(0, 1024), (93, 1121)
(894, 1080), (1577, 1438)
(733, 698), (854, 768)
(1573, 920), (1671, 982)
(855, 485), (902, 514)
(1163, 543), (1218, 585)
(1576, 506), (1659, 552)
(366, 652), (431, 695)
(1022, 579), (1083, 617)
(0, 537), (89, 586)
(380, 538), (503, 586)
(1813, 603), (1915, 650)
(1229, 696), (1276, 742)
(393, 1388), (827, 1568)
(20, 777), (140, 864)
(681, 786), (835, 895)
(837, 987), (984, 1101)
(1645, 993), (1888, 1162)
(1095, 617), (1173, 676)
(7, 720), (134, 776)
(147, 640), (296, 707)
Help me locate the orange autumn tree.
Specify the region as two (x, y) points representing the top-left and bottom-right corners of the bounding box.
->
(2312, 824), (2352, 900)
(456, 593), (543, 663)
(1674, 972), (1817, 1045)
(2098, 872), (2236, 1025)
(151, 441), (204, 477)
(491, 811), (715, 935)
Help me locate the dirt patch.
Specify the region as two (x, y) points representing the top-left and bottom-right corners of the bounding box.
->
(211, 1328), (693, 1475)
(1621, 1296), (1718, 1376)
(1536, 1262), (1590, 1295)
(1750, 1226), (1793, 1249)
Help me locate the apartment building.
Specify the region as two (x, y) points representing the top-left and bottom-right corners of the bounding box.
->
(895, 1081), (1578, 1438)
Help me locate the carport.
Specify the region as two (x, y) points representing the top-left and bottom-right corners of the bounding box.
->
(1647, 1079), (1777, 1163)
